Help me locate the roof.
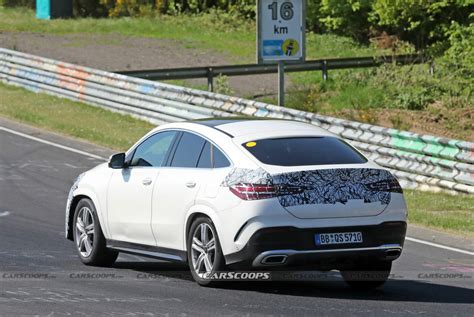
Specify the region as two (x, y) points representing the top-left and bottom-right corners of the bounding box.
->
(190, 117), (332, 138)
(192, 116), (271, 127)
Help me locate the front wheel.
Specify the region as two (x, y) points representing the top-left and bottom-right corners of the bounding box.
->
(341, 261), (392, 289)
(73, 198), (118, 267)
(187, 217), (226, 286)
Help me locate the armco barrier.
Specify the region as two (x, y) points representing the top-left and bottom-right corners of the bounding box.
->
(0, 48), (472, 194)
(116, 54), (425, 91)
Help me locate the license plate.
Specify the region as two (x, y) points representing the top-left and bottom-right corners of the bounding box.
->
(315, 232), (363, 245)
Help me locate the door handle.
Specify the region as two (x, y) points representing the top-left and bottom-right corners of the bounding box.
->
(142, 178), (152, 186)
(186, 181), (196, 188)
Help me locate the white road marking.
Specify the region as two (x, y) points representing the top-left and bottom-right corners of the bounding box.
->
(0, 211), (11, 217)
(0, 127), (107, 161)
(2, 126), (473, 256)
(405, 236), (474, 256)
(64, 163), (80, 168)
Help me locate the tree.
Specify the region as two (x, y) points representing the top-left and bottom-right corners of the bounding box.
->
(318, 0), (373, 42)
(370, 0), (473, 49)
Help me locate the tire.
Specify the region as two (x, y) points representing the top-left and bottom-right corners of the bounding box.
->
(73, 198), (118, 267)
(341, 261), (392, 289)
(187, 217), (226, 287)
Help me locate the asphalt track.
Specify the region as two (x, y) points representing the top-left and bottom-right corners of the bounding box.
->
(0, 123), (473, 316)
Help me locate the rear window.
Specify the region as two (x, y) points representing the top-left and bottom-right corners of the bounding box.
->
(242, 137), (367, 166)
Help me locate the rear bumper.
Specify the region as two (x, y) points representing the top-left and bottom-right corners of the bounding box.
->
(225, 221), (406, 269)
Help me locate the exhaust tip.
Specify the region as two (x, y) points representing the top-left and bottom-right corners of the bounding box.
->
(385, 248), (401, 260)
(261, 255), (287, 265)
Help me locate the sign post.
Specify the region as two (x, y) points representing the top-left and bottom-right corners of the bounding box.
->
(257, 0), (306, 107)
(278, 61), (285, 107)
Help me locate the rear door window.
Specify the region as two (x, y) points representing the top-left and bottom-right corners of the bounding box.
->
(197, 142), (212, 168)
(242, 137), (367, 166)
(170, 132), (206, 168)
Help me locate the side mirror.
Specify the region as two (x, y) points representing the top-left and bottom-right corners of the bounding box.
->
(108, 153), (127, 169)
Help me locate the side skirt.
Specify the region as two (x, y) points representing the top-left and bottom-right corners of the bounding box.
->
(106, 239), (187, 263)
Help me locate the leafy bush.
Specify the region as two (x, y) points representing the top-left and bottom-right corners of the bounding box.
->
(318, 0), (373, 42)
(441, 22), (473, 79)
(203, 8), (254, 32)
(1, 0), (35, 8)
(316, 0), (473, 50)
(370, 0), (473, 50)
(100, 0), (159, 17)
(214, 75), (234, 95)
(97, 0), (255, 17)
(372, 57), (472, 111)
(74, 0), (108, 17)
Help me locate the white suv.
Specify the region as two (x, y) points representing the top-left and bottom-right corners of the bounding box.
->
(66, 119), (407, 288)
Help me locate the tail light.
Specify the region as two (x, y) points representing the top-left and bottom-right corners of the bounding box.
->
(365, 178), (403, 193)
(229, 184), (305, 200)
(229, 184), (278, 200)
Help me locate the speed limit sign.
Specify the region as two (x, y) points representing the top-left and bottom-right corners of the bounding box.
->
(257, 0), (306, 63)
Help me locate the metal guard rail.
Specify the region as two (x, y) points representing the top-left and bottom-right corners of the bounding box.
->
(116, 54), (426, 90)
(0, 48), (472, 194)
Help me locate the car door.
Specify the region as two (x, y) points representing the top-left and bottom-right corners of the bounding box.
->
(151, 132), (231, 251)
(107, 130), (178, 246)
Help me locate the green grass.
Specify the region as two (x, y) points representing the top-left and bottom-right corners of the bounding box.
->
(0, 83), (153, 150)
(405, 190), (474, 238)
(1, 83), (472, 237)
(0, 8), (252, 60)
(0, 7), (380, 62)
(287, 69), (388, 111)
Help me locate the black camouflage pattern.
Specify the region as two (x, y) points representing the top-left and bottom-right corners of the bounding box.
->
(222, 167), (401, 207)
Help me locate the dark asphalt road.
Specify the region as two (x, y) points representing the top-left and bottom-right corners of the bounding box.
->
(0, 124), (473, 316)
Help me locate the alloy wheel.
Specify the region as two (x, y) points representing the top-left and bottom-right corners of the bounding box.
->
(75, 206), (95, 258)
(191, 223), (216, 278)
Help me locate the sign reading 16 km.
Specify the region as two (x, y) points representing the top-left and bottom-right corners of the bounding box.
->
(258, 0), (306, 63)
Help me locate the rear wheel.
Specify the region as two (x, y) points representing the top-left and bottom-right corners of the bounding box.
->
(73, 198), (118, 266)
(341, 261), (392, 289)
(187, 217), (226, 286)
